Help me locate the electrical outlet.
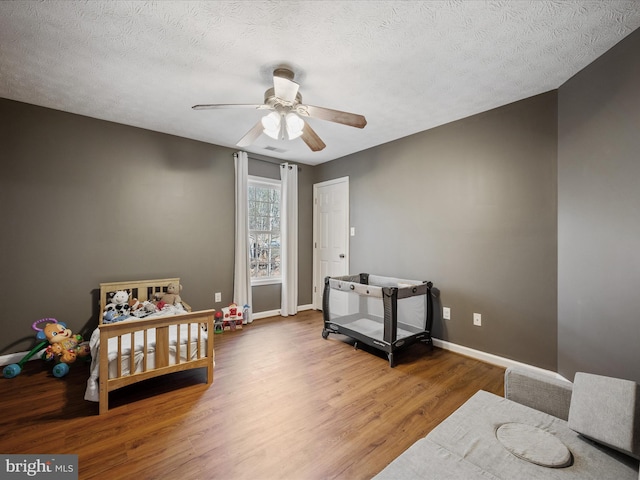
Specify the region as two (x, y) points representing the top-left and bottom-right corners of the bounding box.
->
(443, 307), (451, 320)
(473, 313), (482, 326)
(215, 292), (221, 303)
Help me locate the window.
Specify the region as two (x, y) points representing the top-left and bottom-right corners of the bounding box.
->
(248, 176), (281, 284)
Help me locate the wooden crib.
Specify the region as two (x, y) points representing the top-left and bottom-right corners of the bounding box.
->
(93, 278), (214, 414)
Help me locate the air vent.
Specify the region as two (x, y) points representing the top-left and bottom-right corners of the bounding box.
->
(264, 145), (287, 153)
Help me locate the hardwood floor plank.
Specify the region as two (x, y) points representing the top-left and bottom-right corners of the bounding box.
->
(0, 310), (504, 479)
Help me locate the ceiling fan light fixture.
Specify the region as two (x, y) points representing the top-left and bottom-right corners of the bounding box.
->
(285, 112), (304, 140)
(261, 111), (281, 139)
(195, 67), (365, 152)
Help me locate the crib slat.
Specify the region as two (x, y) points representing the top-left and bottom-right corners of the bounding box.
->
(186, 323), (192, 362)
(143, 329), (148, 372)
(117, 336), (122, 378)
(156, 326), (169, 368)
(129, 332), (135, 376)
(176, 324), (181, 365)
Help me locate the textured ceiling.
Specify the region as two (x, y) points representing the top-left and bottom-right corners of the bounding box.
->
(2, 1), (640, 166)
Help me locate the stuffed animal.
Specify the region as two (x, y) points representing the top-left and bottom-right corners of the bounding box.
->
(130, 300), (158, 318)
(42, 322), (90, 365)
(129, 297), (142, 311)
(154, 282), (183, 307)
(104, 290), (131, 320)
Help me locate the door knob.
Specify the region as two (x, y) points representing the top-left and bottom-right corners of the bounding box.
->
(339, 254), (345, 258)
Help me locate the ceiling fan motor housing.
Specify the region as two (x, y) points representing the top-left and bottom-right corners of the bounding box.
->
(264, 88), (303, 110)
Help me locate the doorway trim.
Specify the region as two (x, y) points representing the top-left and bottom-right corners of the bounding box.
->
(312, 176), (350, 310)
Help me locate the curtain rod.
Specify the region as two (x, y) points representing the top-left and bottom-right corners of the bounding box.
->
(281, 163), (299, 170)
(235, 151), (302, 170)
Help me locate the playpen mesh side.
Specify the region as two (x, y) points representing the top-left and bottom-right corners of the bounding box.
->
(371, 275), (428, 331)
(326, 278), (380, 319)
(326, 275), (428, 336)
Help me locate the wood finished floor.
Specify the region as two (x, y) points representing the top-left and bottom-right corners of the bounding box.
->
(0, 310), (504, 480)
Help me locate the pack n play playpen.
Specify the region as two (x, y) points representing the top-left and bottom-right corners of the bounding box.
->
(322, 273), (435, 367)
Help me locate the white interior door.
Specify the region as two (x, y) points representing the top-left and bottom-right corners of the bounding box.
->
(313, 177), (349, 310)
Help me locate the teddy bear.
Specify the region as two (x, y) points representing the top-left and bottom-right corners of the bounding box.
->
(42, 322), (90, 365)
(153, 282), (183, 307)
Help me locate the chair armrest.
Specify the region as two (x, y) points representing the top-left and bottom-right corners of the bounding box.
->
(504, 367), (573, 421)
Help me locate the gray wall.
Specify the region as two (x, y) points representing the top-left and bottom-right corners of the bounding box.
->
(316, 92), (558, 371)
(4, 26), (638, 378)
(1, 98), (312, 354)
(558, 29), (640, 383)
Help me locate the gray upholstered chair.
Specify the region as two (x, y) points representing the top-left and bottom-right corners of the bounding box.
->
(375, 367), (640, 479)
(505, 368), (640, 462)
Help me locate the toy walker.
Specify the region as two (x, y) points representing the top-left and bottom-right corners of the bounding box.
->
(2, 318), (90, 378)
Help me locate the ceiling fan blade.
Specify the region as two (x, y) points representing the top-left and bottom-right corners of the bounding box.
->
(236, 121), (265, 147)
(192, 104), (267, 110)
(300, 122), (326, 152)
(273, 69), (299, 103)
(297, 104), (367, 129)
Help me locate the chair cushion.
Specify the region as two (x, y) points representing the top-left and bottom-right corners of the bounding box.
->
(568, 372), (640, 459)
(496, 422), (572, 468)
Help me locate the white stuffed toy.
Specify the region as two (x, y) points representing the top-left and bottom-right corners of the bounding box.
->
(103, 290), (131, 322)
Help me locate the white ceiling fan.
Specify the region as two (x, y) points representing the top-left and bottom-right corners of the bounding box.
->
(192, 68), (367, 152)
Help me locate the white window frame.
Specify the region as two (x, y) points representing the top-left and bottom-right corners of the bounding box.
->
(248, 175), (282, 286)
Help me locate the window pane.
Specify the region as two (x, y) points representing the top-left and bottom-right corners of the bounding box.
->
(248, 179), (281, 282)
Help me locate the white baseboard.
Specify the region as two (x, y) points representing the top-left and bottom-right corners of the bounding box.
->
(0, 350), (40, 367)
(251, 304), (314, 321)
(252, 309), (280, 320)
(432, 338), (567, 381)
